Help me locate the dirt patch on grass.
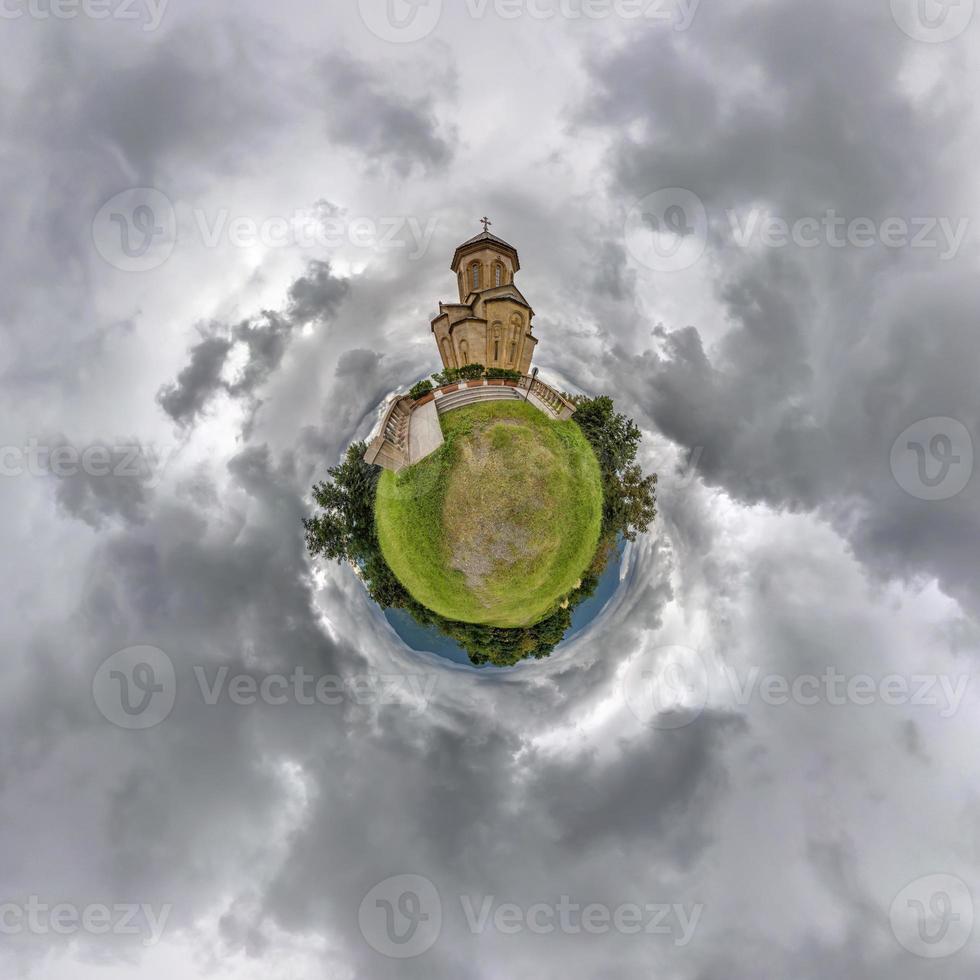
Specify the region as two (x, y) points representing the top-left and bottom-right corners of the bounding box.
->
(444, 419), (553, 595)
(450, 521), (528, 591)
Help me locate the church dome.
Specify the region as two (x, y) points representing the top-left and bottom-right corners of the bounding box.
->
(451, 226), (520, 273)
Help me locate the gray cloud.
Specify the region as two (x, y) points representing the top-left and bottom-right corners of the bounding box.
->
(3, 1), (980, 978)
(157, 334), (234, 426)
(157, 261), (350, 426)
(320, 54), (455, 177)
(51, 440), (157, 529)
(577, 0), (980, 619)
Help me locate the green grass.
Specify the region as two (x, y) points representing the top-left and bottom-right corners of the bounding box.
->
(375, 401), (603, 628)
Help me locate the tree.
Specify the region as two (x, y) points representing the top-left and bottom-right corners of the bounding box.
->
(572, 397), (657, 540)
(607, 464), (658, 542)
(303, 442), (380, 564)
(572, 396), (641, 476)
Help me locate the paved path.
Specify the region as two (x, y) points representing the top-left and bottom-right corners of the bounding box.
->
(408, 399), (444, 465)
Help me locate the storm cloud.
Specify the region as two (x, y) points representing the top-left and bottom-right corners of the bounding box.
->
(1, 1), (979, 978)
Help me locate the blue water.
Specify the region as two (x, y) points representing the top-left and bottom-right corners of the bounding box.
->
(383, 608), (475, 666)
(569, 536), (627, 634)
(383, 538), (626, 667)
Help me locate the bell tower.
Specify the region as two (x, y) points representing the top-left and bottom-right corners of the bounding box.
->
(450, 217), (521, 302)
(432, 220), (538, 375)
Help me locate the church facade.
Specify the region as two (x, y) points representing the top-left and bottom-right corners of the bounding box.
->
(431, 225), (538, 374)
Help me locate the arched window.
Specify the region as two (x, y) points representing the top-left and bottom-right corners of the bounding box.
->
(494, 263), (503, 287)
(510, 342), (517, 363)
(470, 262), (480, 291)
(459, 339), (469, 364)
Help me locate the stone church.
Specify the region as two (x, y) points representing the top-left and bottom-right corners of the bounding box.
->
(431, 223), (538, 374)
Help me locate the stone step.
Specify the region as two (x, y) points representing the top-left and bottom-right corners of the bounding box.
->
(438, 388), (515, 401)
(434, 387), (522, 414)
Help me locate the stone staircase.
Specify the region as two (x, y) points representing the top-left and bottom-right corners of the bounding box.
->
(365, 377), (576, 472)
(383, 402), (410, 447)
(434, 383), (522, 415)
(364, 396), (414, 472)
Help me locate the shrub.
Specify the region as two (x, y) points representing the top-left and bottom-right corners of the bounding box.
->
(432, 364), (525, 386)
(408, 379), (434, 400)
(431, 363), (486, 386)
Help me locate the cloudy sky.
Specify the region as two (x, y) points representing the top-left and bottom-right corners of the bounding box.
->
(2, 0), (980, 976)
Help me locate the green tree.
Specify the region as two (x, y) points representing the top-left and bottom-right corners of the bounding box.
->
(303, 442), (380, 564)
(572, 396), (641, 476)
(362, 549), (411, 608)
(606, 464), (658, 542)
(572, 397), (657, 540)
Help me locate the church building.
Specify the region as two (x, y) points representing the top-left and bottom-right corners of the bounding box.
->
(431, 222), (538, 374)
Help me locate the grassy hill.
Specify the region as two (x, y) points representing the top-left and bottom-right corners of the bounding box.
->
(375, 401), (603, 628)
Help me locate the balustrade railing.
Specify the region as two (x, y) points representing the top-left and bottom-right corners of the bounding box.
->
(517, 375), (576, 420)
(365, 375), (576, 472)
(364, 396), (414, 471)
